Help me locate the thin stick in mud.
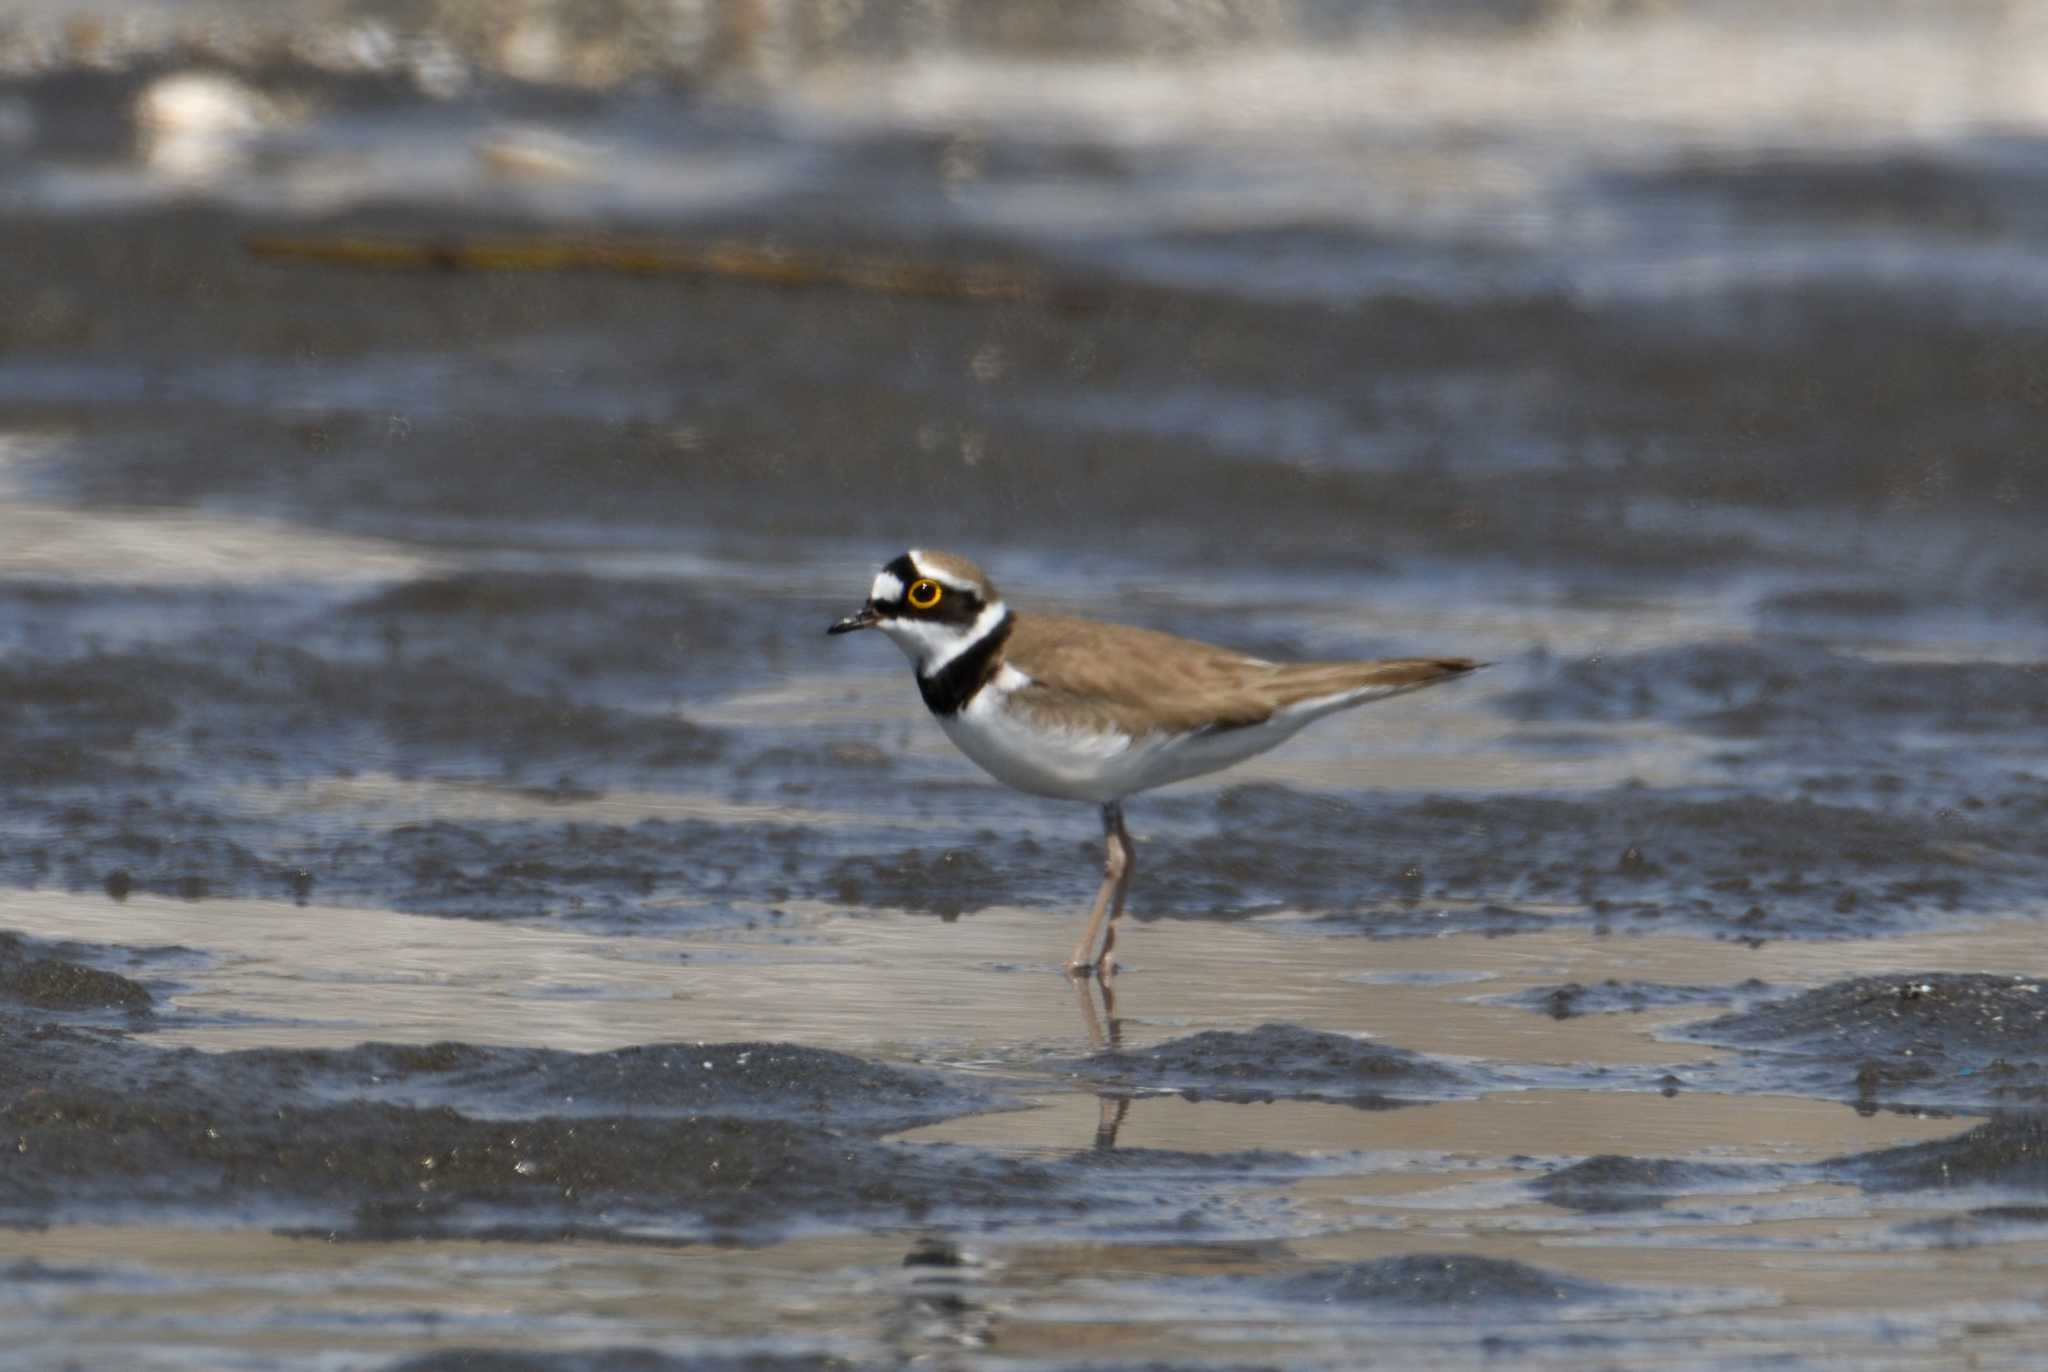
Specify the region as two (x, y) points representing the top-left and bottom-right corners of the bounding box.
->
(241, 232), (1058, 306)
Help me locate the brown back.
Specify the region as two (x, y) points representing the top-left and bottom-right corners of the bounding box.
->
(1003, 613), (1479, 737)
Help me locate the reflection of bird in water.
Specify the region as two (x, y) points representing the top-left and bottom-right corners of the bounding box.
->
(1075, 971), (1133, 1149)
(886, 1235), (996, 1357)
(831, 550), (1480, 979)
(1093, 1092), (1133, 1151)
(1074, 971), (1121, 1052)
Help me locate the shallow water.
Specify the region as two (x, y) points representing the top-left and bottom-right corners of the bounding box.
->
(5, 2), (2048, 1368)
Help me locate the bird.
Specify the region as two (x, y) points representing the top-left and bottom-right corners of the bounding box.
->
(828, 550), (1480, 980)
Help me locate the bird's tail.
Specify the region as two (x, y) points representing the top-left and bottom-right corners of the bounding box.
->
(1270, 656), (1485, 718)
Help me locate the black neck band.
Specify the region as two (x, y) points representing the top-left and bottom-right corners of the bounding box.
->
(916, 610), (1014, 716)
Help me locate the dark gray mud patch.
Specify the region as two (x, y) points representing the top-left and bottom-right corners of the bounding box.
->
(1068, 1147), (1316, 1175)
(1678, 973), (2048, 1109)
(239, 1040), (1015, 1130)
(0, 649), (191, 788)
(823, 846), (1016, 919)
(0, 974), (1319, 1242)
(0, 930), (152, 1017)
(1260, 1253), (1628, 1310)
(1633, 150), (2036, 238)
(1498, 978), (1775, 1020)
(316, 818), (819, 923)
(1757, 585), (1935, 619)
(386, 1354), (859, 1372)
(0, 566), (759, 797)
(1501, 640), (2048, 745)
(1072, 1023), (1468, 1109)
(2, 1010), (1009, 1135)
(0, 638), (724, 802)
(0, 1259), (105, 1285)
(1132, 783), (2031, 940)
(13, 794), (1032, 929)
(1827, 1114), (2048, 1196)
(0, 1003), (1054, 1239)
(229, 639), (728, 774)
(1091, 1257), (1705, 1360)
(339, 572), (754, 704)
(1185, 1252), (1759, 1332)
(0, 809), (296, 912)
(1534, 1155), (1783, 1215)
(6, 810), (829, 926)
(1897, 1204), (2048, 1247)
(0, 1087), (1049, 1241)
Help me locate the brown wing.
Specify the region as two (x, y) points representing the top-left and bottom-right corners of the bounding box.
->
(1004, 614), (1479, 737)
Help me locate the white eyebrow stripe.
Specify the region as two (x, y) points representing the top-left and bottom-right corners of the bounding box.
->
(904, 550), (984, 594)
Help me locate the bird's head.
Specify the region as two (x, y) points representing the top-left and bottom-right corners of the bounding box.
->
(828, 549), (1008, 671)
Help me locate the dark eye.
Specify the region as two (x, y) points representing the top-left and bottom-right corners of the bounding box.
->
(907, 578), (943, 610)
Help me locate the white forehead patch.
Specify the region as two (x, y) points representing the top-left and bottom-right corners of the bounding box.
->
(870, 570), (906, 603)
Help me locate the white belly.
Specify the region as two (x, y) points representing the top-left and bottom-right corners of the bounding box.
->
(938, 686), (1317, 804)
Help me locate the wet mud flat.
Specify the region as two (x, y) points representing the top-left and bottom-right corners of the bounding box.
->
(8, 907), (2048, 1369)
(3, 23), (2048, 1367)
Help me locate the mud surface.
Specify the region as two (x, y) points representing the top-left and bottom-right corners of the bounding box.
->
(1073, 1023), (1468, 1109)
(1498, 978), (1775, 1020)
(388, 1356), (854, 1372)
(1679, 973), (2048, 1109)
(1137, 784), (2048, 940)
(0, 950), (1050, 1241)
(1532, 1154), (1784, 1216)
(6, 3), (2048, 1367)
(0, 928), (154, 1014)
(1257, 1254), (1630, 1310)
(1829, 1115), (2048, 1195)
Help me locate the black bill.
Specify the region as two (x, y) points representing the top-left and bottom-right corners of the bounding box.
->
(827, 605), (882, 635)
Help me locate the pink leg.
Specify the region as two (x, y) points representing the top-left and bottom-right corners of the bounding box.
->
(1096, 805), (1134, 982)
(1066, 803), (1132, 976)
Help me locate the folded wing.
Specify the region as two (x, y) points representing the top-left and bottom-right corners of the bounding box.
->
(1006, 614), (1480, 738)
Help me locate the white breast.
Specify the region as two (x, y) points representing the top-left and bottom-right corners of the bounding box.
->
(938, 671), (1127, 802)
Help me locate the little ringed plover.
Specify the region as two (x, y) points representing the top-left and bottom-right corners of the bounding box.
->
(829, 550), (1480, 978)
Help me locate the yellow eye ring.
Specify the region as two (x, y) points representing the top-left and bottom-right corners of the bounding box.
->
(906, 578), (943, 610)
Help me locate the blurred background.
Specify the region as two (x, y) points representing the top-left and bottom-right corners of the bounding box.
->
(4, 0), (2044, 601)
